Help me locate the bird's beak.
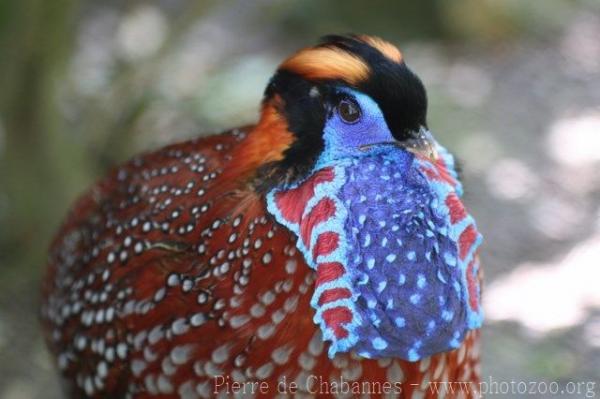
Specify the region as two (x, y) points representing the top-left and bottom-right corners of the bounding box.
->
(397, 126), (438, 161)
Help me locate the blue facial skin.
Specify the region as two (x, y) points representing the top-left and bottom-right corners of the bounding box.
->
(316, 89), (400, 166)
(311, 88), (478, 360)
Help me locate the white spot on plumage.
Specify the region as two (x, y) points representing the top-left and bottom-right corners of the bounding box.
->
(148, 325), (164, 344)
(144, 374), (158, 395)
(231, 369), (246, 383)
(84, 376), (94, 395)
(256, 362), (274, 379)
(296, 371), (315, 393)
(419, 356), (431, 372)
(457, 344), (467, 364)
(131, 359), (147, 377)
(298, 352), (316, 370)
(144, 346), (158, 362)
(211, 344), (230, 364)
(366, 257), (376, 270)
(412, 388), (426, 399)
(228, 233), (237, 243)
(171, 318), (189, 335)
(171, 344), (195, 365)
(386, 361), (405, 382)
(203, 361), (223, 377)
(234, 353), (246, 368)
(363, 233), (371, 247)
(105, 347), (115, 363)
(178, 380), (199, 399)
(285, 259), (297, 274)
(96, 361), (108, 378)
(116, 342), (128, 360)
(257, 323), (276, 340)
(153, 287), (166, 302)
(166, 273), (180, 287)
(262, 252), (272, 264)
(284, 295), (299, 313)
(196, 292), (208, 304)
(95, 309), (105, 324)
(433, 354), (446, 379)
(218, 261), (230, 275)
(232, 215), (242, 227)
(271, 345), (294, 365)
(250, 303), (266, 318)
(75, 335), (87, 350)
(229, 295), (241, 308)
(230, 314), (250, 328)
(470, 341), (481, 360)
(341, 362), (362, 381)
(308, 330), (324, 356)
(372, 337), (388, 350)
(271, 309), (285, 324)
(157, 374), (173, 394)
(417, 274), (427, 289)
(190, 313), (206, 327)
(193, 361), (205, 377)
(260, 290), (275, 305)
(161, 357), (176, 376)
(332, 355), (348, 369)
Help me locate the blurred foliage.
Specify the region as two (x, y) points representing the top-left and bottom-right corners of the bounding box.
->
(0, 0), (585, 288)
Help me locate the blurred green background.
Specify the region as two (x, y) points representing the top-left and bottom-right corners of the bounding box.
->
(1, 1), (600, 398)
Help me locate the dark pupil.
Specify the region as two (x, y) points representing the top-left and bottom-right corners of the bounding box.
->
(339, 99), (360, 123)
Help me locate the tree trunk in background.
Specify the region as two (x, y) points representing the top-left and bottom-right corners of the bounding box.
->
(0, 0), (90, 286)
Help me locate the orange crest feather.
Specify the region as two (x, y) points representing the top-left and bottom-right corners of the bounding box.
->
(358, 35), (403, 63)
(279, 35), (403, 86)
(280, 46), (370, 86)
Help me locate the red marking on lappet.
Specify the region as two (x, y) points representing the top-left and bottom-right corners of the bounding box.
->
(274, 167), (335, 224)
(317, 288), (352, 306)
(316, 262), (346, 286)
(445, 192), (467, 224)
(435, 157), (459, 188)
(466, 257), (480, 311)
(300, 197), (336, 246)
(417, 157), (458, 189)
(322, 307), (352, 339)
(458, 224), (478, 260)
(312, 232), (339, 259)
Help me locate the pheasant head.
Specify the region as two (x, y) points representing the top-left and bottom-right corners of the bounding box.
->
(255, 35), (483, 361)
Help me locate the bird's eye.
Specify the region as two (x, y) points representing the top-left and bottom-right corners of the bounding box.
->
(338, 98), (361, 124)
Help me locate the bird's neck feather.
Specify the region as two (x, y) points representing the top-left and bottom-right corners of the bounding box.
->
(232, 102), (295, 172)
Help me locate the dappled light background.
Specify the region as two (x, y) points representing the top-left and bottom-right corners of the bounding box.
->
(1, 1), (600, 397)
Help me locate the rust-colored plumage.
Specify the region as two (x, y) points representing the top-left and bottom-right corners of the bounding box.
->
(41, 36), (482, 398)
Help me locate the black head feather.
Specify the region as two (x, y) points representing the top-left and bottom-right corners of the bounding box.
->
(256, 35), (428, 190)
